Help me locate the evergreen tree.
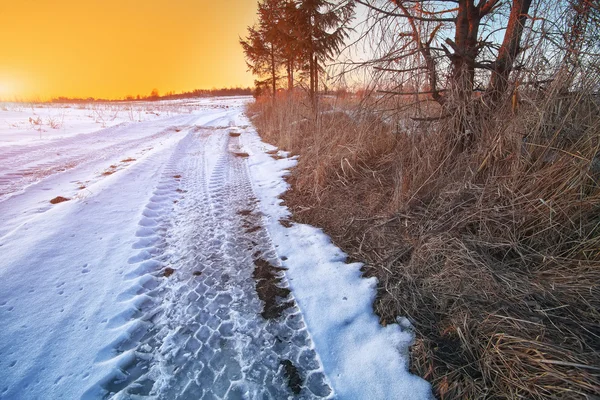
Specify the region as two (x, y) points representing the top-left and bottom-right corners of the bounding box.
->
(278, 1), (302, 90)
(240, 0), (353, 99)
(240, 0), (288, 96)
(295, 0), (354, 103)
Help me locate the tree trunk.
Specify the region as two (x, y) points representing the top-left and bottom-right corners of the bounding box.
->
(308, 50), (316, 105)
(314, 55), (318, 98)
(287, 60), (294, 90)
(451, 0), (480, 100)
(270, 45), (277, 97)
(487, 0), (533, 101)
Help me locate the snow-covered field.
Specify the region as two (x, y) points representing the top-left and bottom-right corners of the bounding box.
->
(0, 98), (431, 399)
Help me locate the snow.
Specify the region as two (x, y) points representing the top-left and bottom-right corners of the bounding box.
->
(0, 98), (249, 147)
(0, 119), (188, 400)
(0, 97), (432, 399)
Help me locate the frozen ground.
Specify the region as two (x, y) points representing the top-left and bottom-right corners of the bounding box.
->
(0, 98), (432, 399)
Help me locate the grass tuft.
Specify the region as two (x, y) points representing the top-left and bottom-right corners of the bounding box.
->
(49, 196), (70, 204)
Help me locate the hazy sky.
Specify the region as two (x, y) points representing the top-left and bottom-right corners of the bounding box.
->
(0, 0), (257, 100)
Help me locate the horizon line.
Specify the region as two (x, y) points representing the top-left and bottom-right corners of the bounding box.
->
(0, 86), (254, 103)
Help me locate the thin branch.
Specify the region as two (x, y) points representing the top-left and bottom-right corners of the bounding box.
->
(355, 0), (456, 22)
(373, 66), (429, 73)
(378, 89), (448, 96)
(410, 114), (451, 121)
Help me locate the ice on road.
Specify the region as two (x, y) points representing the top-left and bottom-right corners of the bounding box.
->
(0, 98), (431, 399)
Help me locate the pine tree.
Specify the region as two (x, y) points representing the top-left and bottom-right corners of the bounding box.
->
(240, 0), (353, 100)
(278, 1), (302, 90)
(295, 0), (354, 103)
(240, 0), (288, 96)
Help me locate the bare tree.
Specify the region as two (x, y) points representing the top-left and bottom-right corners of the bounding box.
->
(355, 0), (534, 106)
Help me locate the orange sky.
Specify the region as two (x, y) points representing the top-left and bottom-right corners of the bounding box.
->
(0, 0), (257, 100)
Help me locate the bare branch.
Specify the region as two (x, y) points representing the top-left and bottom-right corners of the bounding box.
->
(355, 0), (456, 22)
(373, 66), (429, 73)
(479, 0), (502, 16)
(378, 89), (448, 96)
(410, 114), (451, 121)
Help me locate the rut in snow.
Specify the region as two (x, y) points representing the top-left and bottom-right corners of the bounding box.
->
(85, 126), (333, 399)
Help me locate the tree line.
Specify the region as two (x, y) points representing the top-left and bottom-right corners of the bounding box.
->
(48, 87), (253, 104)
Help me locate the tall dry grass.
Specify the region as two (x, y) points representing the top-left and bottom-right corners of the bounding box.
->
(248, 86), (600, 399)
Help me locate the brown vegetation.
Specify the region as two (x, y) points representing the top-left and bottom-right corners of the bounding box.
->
(248, 89), (600, 399)
(50, 196), (70, 204)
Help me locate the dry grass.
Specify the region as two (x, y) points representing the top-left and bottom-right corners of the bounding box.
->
(248, 90), (600, 399)
(50, 196), (70, 204)
(248, 94), (399, 202)
(102, 165), (118, 176)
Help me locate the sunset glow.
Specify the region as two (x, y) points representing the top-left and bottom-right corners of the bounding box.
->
(0, 0), (257, 100)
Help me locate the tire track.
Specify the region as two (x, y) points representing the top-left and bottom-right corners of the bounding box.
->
(88, 125), (333, 399)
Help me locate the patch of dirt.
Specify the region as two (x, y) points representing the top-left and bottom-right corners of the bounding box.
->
(192, 271), (202, 276)
(237, 209), (253, 216)
(121, 158), (136, 163)
(173, 175), (182, 179)
(281, 359), (302, 394)
(162, 267), (175, 277)
(252, 258), (292, 320)
(50, 196), (70, 204)
(229, 131), (241, 137)
(245, 226), (261, 234)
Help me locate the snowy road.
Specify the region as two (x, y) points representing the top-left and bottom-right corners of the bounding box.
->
(0, 98), (431, 399)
